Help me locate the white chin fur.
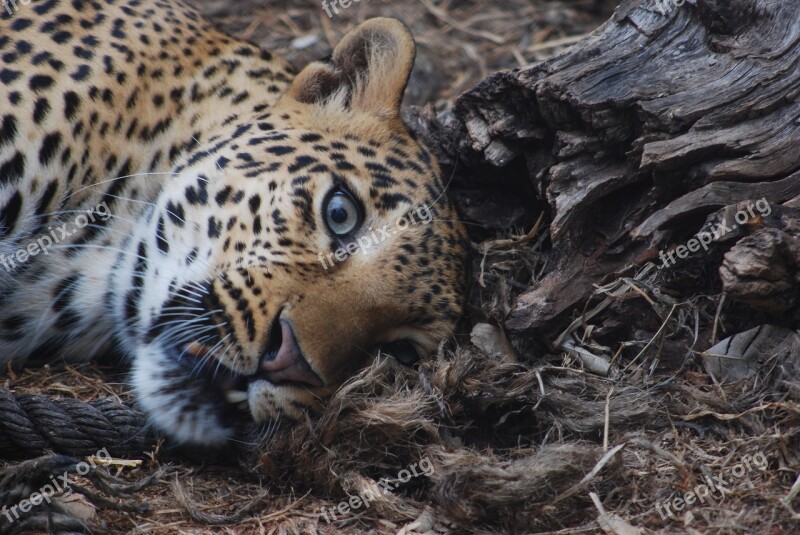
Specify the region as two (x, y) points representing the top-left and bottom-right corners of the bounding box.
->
(132, 346), (233, 446)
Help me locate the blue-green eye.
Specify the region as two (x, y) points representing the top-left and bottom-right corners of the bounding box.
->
(324, 189), (361, 236)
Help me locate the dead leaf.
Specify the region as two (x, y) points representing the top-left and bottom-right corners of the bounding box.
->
(54, 493), (96, 521)
(396, 507), (435, 535)
(701, 325), (800, 382)
(470, 323), (519, 363)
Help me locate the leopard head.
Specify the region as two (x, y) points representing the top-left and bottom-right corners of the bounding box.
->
(121, 18), (468, 445)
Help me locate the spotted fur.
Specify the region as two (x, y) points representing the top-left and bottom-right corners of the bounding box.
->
(0, 0), (467, 444)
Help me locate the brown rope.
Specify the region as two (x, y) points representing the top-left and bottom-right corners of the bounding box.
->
(0, 388), (155, 460)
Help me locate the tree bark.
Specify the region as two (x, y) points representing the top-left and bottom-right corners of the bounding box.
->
(405, 0), (800, 344)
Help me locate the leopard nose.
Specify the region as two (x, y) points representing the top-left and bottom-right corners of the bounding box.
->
(261, 319), (324, 387)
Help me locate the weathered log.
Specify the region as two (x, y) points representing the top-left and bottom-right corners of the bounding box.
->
(406, 0), (800, 343)
(721, 225), (800, 313)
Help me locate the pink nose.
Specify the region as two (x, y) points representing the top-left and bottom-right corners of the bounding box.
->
(261, 320), (324, 387)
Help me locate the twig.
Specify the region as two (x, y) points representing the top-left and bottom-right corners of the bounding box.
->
(621, 304), (677, 374)
(561, 336), (614, 378)
(711, 293), (726, 344)
(419, 0), (506, 44)
(553, 443), (625, 503)
(603, 388), (614, 452)
(527, 34), (588, 52)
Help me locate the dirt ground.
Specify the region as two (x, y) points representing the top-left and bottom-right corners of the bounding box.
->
(197, 0), (615, 105)
(4, 1), (800, 534)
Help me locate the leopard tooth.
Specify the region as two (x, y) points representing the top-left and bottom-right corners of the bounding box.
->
(224, 390), (249, 404)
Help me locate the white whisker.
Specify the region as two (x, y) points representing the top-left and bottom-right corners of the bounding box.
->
(64, 171), (182, 201)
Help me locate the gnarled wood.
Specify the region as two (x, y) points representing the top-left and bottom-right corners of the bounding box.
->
(407, 0), (800, 341)
(721, 226), (800, 313)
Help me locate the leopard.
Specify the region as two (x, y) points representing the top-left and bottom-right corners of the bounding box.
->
(0, 0), (468, 445)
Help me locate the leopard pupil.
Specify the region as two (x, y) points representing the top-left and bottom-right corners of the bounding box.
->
(331, 207), (348, 224)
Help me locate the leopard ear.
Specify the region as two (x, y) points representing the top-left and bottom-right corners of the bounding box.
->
(285, 18), (415, 117)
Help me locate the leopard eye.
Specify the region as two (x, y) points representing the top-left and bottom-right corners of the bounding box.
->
(382, 340), (420, 366)
(324, 189), (361, 236)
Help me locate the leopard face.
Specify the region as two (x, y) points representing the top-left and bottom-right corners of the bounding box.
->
(118, 19), (468, 444)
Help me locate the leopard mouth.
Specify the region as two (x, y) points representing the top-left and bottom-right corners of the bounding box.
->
(166, 312), (323, 421)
